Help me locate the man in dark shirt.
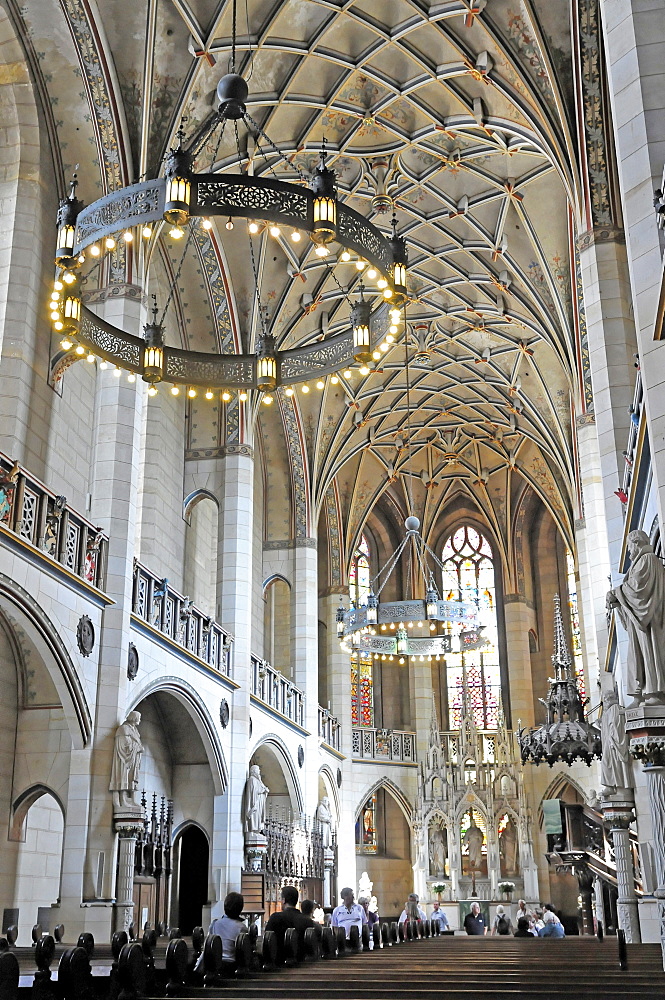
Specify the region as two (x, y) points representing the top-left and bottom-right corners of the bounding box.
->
(463, 902), (487, 935)
(264, 885), (316, 962)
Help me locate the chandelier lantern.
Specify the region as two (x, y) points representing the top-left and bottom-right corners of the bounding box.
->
(310, 142), (338, 246)
(142, 300), (165, 384)
(256, 334), (278, 391)
(163, 145), (193, 226)
(55, 174), (83, 266)
(351, 293), (372, 364)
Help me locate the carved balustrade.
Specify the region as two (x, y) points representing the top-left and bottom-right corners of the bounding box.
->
(132, 562), (231, 675)
(0, 452), (108, 590)
(351, 727), (416, 763)
(250, 655), (304, 727)
(318, 706), (341, 751)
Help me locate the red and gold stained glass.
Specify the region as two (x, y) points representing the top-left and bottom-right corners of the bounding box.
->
(349, 535), (373, 727)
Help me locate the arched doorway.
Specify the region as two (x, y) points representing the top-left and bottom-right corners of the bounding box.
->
(355, 785), (412, 918)
(12, 789), (64, 944)
(175, 825), (209, 934)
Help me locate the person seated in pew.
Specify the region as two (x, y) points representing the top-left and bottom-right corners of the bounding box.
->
(358, 896), (379, 927)
(331, 887), (367, 937)
(513, 917), (536, 938)
(208, 891), (247, 973)
(538, 907), (565, 938)
(265, 885), (316, 962)
(300, 899), (315, 918)
(429, 901), (450, 931)
(398, 893), (426, 923)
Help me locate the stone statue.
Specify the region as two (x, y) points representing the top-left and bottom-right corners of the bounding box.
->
(463, 819), (484, 870)
(606, 530), (665, 704)
(242, 764), (269, 835)
(499, 818), (518, 876)
(358, 871), (373, 899)
(109, 711), (143, 811)
(429, 826), (446, 875)
(600, 688), (633, 794)
(316, 795), (334, 849)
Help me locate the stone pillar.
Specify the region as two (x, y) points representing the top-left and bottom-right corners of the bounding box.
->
(208, 445), (254, 907)
(114, 818), (143, 932)
(323, 849), (334, 907)
(600, 0), (665, 531)
(292, 540), (320, 811)
(593, 875), (606, 933)
(602, 796), (641, 942)
(503, 597), (535, 726)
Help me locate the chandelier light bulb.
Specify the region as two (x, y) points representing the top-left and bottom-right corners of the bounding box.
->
(315, 245), (329, 257)
(285, 387), (294, 396)
(169, 226), (184, 240)
(291, 230), (301, 242)
(330, 375), (339, 384)
(63, 271), (76, 284)
(51, 292), (60, 301)
(225, 218), (234, 230)
(205, 389), (214, 400)
(86, 353), (95, 363)
(383, 287), (393, 298)
(372, 351), (381, 361)
(390, 308), (400, 321)
(148, 385), (157, 396)
(270, 225), (280, 237)
(50, 310), (60, 321)
(222, 391), (231, 401)
(355, 260), (366, 270)
(367, 268), (377, 279)
(128, 373), (136, 382)
(239, 391), (247, 401)
(202, 218), (213, 230)
(340, 251), (351, 261)
(359, 366), (369, 376)
(105, 237), (116, 250)
(343, 369), (352, 378)
(248, 222), (259, 234)
(75, 344), (85, 355)
(301, 384), (310, 393)
(54, 320), (63, 330)
(171, 385), (179, 395)
(113, 367), (121, 377)
(90, 244), (100, 256)
(377, 278), (387, 289)
(142, 226), (152, 238)
(263, 393), (273, 404)
(386, 334), (395, 343)
(123, 230), (133, 242)
(78, 253), (86, 263)
(399, 657), (405, 664)
(316, 380), (325, 389)
(54, 281), (63, 291)
(389, 324), (398, 334)
(60, 338), (73, 350)
(188, 387), (197, 398)
(380, 342), (389, 352)
(99, 360), (107, 370)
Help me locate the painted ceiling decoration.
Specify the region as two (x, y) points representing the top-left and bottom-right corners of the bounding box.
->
(14, 0), (593, 583)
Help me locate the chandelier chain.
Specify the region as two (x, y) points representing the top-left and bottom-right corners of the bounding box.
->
(231, 0), (238, 73)
(159, 224), (197, 328)
(243, 112), (307, 183)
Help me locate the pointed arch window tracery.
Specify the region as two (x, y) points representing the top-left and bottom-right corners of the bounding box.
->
(349, 534), (373, 726)
(441, 525), (501, 730)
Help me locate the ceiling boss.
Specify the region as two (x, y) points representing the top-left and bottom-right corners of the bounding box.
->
(49, 70), (409, 402)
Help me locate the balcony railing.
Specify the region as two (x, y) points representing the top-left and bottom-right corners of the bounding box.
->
(251, 655), (304, 727)
(132, 561), (231, 675)
(0, 452), (108, 590)
(318, 706), (341, 751)
(352, 727), (416, 763)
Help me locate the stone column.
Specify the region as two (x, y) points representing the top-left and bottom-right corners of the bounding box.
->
(114, 818), (143, 932)
(503, 597), (535, 726)
(593, 875), (606, 933)
(602, 796), (641, 942)
(292, 539), (320, 811)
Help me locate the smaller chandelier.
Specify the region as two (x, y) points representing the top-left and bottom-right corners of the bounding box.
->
(256, 334), (277, 390)
(310, 143), (337, 246)
(389, 216), (408, 306)
(336, 516), (478, 660)
(142, 305), (165, 384)
(517, 595), (601, 767)
(163, 146), (192, 226)
(55, 175), (83, 265)
(351, 294), (372, 364)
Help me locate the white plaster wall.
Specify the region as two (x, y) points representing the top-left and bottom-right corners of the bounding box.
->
(13, 794), (63, 945)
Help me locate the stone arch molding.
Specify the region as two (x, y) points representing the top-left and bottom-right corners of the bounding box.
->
(183, 489), (219, 519)
(354, 777), (413, 826)
(130, 676), (228, 796)
(248, 733), (304, 814)
(10, 784), (66, 842)
(0, 575), (92, 748)
(318, 764), (340, 821)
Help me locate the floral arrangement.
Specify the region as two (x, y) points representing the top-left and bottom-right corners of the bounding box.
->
(498, 881), (515, 894)
(431, 883), (446, 895)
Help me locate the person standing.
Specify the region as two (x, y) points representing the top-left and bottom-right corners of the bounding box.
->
(491, 904), (512, 935)
(265, 886), (316, 961)
(463, 902), (487, 935)
(331, 888), (367, 937)
(209, 892), (247, 972)
(429, 901), (450, 931)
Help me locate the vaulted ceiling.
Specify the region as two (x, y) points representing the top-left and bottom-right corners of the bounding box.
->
(11, 0), (586, 578)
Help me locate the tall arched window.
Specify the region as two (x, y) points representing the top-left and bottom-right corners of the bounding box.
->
(441, 525), (501, 730)
(349, 534), (373, 726)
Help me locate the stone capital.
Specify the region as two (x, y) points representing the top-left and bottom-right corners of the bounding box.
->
(626, 705), (665, 765)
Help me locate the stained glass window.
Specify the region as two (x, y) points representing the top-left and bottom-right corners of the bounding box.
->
(566, 550), (586, 701)
(356, 794), (377, 854)
(350, 535), (373, 726)
(441, 525), (501, 730)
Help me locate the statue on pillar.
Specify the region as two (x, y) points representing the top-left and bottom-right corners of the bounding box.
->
(428, 825), (447, 876)
(242, 764), (269, 835)
(606, 530), (665, 705)
(109, 711), (143, 812)
(463, 818), (484, 871)
(600, 688), (633, 794)
(316, 795), (334, 850)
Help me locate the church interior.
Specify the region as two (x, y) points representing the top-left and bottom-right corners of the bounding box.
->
(1, 0), (665, 989)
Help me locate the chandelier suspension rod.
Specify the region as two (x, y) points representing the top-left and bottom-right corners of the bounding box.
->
(158, 223), (197, 327)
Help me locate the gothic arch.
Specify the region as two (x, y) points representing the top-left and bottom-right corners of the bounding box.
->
(10, 784), (66, 842)
(183, 489), (219, 518)
(248, 734), (303, 814)
(354, 778), (412, 825)
(129, 676), (228, 795)
(0, 576), (91, 748)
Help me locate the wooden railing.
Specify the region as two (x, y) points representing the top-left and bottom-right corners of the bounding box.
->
(0, 452), (108, 590)
(318, 706), (341, 751)
(250, 654), (304, 727)
(132, 561), (231, 675)
(352, 727), (416, 762)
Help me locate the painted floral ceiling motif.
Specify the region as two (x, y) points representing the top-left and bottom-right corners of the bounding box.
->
(12, 0), (587, 569)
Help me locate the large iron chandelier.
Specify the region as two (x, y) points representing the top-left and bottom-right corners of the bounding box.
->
(517, 595), (601, 767)
(48, 72), (409, 399)
(336, 515), (481, 663)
